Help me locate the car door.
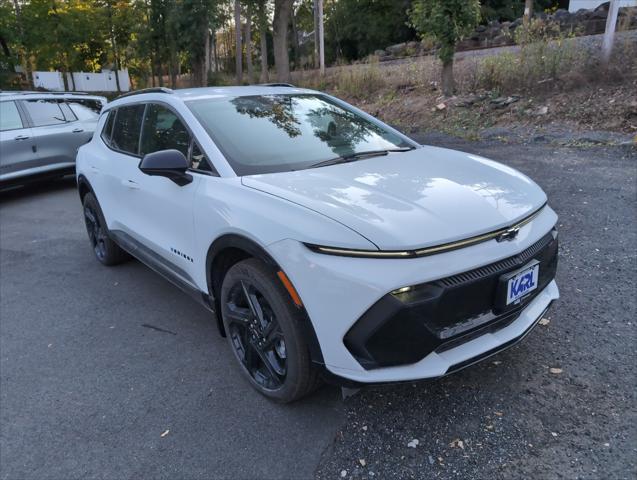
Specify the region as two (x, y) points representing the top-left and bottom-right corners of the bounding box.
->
(20, 98), (87, 170)
(0, 100), (38, 181)
(122, 103), (202, 282)
(98, 103), (146, 235)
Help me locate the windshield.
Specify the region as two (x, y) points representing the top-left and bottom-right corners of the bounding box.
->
(187, 94), (413, 175)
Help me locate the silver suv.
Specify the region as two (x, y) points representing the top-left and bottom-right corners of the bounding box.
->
(0, 92), (107, 187)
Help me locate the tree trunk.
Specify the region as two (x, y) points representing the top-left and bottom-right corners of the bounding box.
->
(441, 58), (454, 97)
(107, 2), (122, 92)
(246, 3), (253, 83)
(258, 1), (269, 82)
(157, 62), (164, 86)
(150, 49), (157, 87)
(291, 4), (300, 69)
(234, 0), (242, 84)
(213, 31), (219, 73)
(273, 0), (293, 83)
(204, 28), (211, 85)
(523, 0), (533, 26)
(12, 0), (33, 88)
(317, 0), (324, 75)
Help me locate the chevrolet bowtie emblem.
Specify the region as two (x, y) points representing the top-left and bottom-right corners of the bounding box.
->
(496, 226), (520, 242)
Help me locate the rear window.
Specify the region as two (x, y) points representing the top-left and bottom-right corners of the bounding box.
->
(69, 98), (103, 114)
(110, 105), (145, 155)
(69, 103), (99, 121)
(0, 101), (23, 131)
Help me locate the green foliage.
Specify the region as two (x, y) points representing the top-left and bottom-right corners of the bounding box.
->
(480, 1), (562, 23)
(477, 18), (585, 92)
(409, 0), (480, 65)
(324, 0), (416, 62)
(335, 61), (385, 97)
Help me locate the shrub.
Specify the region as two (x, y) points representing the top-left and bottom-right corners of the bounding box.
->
(334, 61), (386, 97)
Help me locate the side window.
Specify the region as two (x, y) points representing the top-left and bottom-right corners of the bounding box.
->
(23, 99), (67, 127)
(140, 104), (190, 157)
(190, 142), (214, 173)
(111, 104), (145, 155)
(0, 101), (24, 131)
(101, 110), (116, 145)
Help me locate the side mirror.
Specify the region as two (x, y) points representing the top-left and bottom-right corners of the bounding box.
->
(139, 149), (193, 186)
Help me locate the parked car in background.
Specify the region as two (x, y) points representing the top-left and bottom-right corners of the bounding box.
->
(0, 91), (107, 188)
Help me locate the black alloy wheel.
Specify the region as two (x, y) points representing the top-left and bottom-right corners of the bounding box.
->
(220, 258), (321, 402)
(84, 205), (107, 261)
(225, 280), (287, 390)
(81, 192), (129, 266)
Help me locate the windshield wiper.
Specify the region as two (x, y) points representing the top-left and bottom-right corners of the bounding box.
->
(309, 147), (415, 169)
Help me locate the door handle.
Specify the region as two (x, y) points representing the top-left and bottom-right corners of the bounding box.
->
(14, 135), (30, 141)
(72, 128), (84, 133)
(122, 179), (140, 190)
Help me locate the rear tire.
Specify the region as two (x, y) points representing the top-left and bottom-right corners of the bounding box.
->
(82, 192), (129, 266)
(220, 258), (321, 402)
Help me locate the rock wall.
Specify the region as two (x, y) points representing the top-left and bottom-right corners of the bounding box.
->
(373, 4), (637, 61)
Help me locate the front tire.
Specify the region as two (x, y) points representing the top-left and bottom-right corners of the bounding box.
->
(220, 258), (320, 402)
(82, 192), (129, 266)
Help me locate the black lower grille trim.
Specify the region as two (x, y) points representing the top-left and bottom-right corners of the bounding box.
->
(438, 231), (554, 288)
(344, 228), (558, 369)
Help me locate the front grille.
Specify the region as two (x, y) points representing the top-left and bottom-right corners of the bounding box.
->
(438, 232), (554, 288)
(344, 228), (558, 369)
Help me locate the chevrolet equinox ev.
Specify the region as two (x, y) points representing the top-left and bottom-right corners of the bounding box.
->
(1, 91), (106, 187)
(76, 86), (559, 402)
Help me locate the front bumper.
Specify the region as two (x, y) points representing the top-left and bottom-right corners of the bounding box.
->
(267, 206), (560, 383)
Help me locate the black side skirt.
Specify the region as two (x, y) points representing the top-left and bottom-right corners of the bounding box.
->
(110, 229), (214, 313)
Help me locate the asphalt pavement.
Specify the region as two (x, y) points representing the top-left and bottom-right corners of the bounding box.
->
(1, 135), (635, 479)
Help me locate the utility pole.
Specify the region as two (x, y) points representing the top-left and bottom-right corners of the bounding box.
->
(602, 0), (620, 65)
(234, 0), (242, 84)
(313, 0), (319, 69)
(318, 0), (324, 75)
(523, 0), (533, 26)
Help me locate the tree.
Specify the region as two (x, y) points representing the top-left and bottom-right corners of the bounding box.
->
(272, 0), (293, 83)
(245, 1), (253, 82)
(409, 0), (480, 97)
(323, 0), (415, 63)
(256, 0), (269, 82)
(234, 0), (242, 83)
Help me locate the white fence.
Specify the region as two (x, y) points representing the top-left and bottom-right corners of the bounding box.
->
(33, 69), (131, 92)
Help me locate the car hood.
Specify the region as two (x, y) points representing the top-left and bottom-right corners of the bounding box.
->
(241, 146), (547, 250)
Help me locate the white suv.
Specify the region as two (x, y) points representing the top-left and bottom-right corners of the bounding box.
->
(77, 86), (559, 402)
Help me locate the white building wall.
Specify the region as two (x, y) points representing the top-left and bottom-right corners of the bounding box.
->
(569, 0), (636, 12)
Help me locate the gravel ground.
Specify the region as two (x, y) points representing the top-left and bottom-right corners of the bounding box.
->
(315, 134), (637, 480)
(1, 134), (635, 480)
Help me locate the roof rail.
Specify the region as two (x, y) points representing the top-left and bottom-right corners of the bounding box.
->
(259, 83), (296, 87)
(116, 87), (174, 100)
(0, 90), (90, 95)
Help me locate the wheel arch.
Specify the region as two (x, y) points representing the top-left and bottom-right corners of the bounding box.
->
(77, 174), (94, 203)
(205, 234), (325, 365)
